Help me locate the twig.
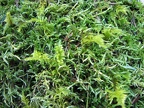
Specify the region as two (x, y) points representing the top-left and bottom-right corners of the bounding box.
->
(15, 0), (19, 8)
(132, 94), (140, 104)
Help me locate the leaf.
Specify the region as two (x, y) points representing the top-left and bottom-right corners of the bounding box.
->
(82, 34), (107, 48)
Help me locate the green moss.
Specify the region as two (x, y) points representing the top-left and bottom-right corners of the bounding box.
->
(0, 0), (144, 107)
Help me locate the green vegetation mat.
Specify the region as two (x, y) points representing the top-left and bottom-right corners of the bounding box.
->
(0, 0), (144, 107)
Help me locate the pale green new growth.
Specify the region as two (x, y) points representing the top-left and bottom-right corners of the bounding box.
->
(21, 92), (31, 108)
(54, 42), (65, 66)
(102, 28), (123, 38)
(25, 50), (49, 64)
(116, 5), (129, 15)
(3, 12), (13, 34)
(107, 87), (127, 108)
(82, 34), (107, 48)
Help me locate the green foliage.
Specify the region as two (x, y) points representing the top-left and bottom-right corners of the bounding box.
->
(82, 34), (107, 48)
(54, 42), (65, 66)
(115, 5), (129, 15)
(102, 27), (123, 39)
(107, 87), (127, 108)
(0, 0), (144, 107)
(3, 12), (14, 34)
(25, 50), (49, 64)
(21, 92), (31, 108)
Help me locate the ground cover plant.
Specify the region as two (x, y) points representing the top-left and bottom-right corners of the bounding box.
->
(0, 0), (144, 108)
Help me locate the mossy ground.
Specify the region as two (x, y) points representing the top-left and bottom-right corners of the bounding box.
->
(0, 0), (144, 108)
